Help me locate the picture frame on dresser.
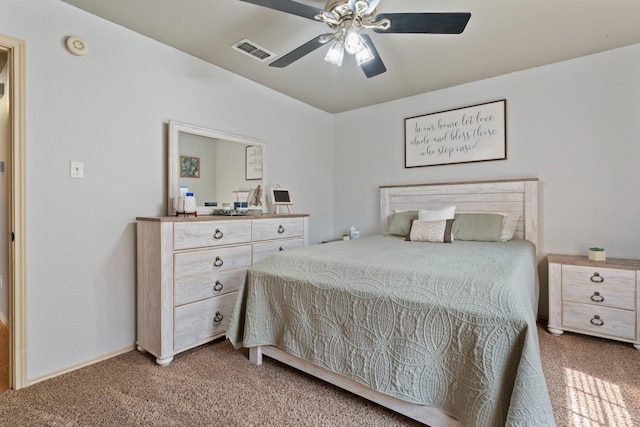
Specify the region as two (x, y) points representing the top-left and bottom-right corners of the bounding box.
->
(270, 186), (293, 214)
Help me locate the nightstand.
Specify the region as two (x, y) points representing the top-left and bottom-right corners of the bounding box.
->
(548, 254), (640, 350)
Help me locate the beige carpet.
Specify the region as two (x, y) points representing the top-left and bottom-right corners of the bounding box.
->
(0, 322), (638, 426)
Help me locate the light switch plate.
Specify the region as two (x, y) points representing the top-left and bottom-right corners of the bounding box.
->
(70, 160), (84, 179)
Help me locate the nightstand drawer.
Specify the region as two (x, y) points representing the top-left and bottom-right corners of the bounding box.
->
(562, 283), (635, 311)
(563, 301), (635, 340)
(562, 264), (635, 290)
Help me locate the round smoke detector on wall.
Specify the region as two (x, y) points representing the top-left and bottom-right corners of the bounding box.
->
(65, 36), (89, 56)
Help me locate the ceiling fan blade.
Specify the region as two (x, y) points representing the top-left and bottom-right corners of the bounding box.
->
(238, 0), (325, 20)
(269, 33), (333, 68)
(373, 12), (471, 34)
(359, 34), (386, 78)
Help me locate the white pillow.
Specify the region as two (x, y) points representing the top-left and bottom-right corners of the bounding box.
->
(418, 206), (456, 221)
(407, 219), (455, 243)
(500, 213), (521, 241)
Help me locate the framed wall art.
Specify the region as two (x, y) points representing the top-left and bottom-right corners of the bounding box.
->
(180, 155), (200, 178)
(246, 145), (263, 180)
(405, 99), (506, 168)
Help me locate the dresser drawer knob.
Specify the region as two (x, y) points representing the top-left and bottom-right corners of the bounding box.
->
(590, 315), (604, 326)
(590, 292), (604, 303)
(213, 256), (224, 267)
(213, 229), (224, 240)
(213, 311), (224, 325)
(590, 272), (604, 283)
(278, 225), (285, 233)
(213, 280), (224, 292)
(279, 247), (284, 251)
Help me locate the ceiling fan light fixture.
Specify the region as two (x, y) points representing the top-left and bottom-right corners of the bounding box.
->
(344, 28), (364, 54)
(355, 42), (374, 65)
(324, 40), (344, 66)
(348, 0), (379, 15)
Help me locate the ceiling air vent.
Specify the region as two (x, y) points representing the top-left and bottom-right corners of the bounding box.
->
(232, 39), (276, 63)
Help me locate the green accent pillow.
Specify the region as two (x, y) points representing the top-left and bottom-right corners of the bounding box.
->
(452, 213), (504, 242)
(387, 210), (418, 237)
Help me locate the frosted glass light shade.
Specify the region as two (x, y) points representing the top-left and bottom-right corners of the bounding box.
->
(324, 41), (344, 66)
(344, 28), (364, 54)
(355, 43), (374, 65)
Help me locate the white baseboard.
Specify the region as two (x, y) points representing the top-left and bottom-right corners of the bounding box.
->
(27, 344), (135, 387)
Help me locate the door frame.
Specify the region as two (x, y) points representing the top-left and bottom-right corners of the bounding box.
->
(0, 33), (27, 390)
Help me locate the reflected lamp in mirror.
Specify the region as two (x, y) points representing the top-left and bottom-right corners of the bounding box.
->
(167, 120), (268, 216)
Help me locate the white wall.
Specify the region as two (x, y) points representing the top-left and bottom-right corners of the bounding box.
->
(333, 43), (640, 317)
(1, 0), (333, 380)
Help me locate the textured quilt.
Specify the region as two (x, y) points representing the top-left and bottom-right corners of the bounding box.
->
(227, 235), (555, 426)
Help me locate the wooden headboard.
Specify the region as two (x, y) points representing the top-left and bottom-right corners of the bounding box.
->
(379, 178), (539, 251)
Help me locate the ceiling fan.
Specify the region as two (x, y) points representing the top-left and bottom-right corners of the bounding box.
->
(238, 0), (471, 78)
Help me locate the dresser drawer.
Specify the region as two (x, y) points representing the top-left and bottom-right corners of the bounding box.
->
(252, 217), (304, 242)
(562, 301), (636, 340)
(174, 245), (251, 280)
(562, 264), (635, 290)
(252, 238), (305, 265)
(174, 291), (237, 351)
(174, 220), (252, 250)
(562, 283), (636, 311)
(175, 268), (247, 306)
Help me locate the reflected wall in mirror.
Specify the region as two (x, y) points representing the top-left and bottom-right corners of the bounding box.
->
(168, 120), (267, 215)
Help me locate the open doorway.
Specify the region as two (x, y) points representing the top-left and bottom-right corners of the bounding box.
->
(0, 32), (27, 391)
(0, 49), (9, 393)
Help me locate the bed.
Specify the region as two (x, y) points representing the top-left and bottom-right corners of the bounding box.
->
(227, 178), (555, 426)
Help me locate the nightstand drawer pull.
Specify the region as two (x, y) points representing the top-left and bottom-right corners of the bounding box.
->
(213, 311), (224, 325)
(279, 247), (284, 251)
(213, 256), (224, 267)
(213, 280), (224, 292)
(590, 292), (604, 303)
(590, 272), (604, 283)
(590, 315), (604, 326)
(213, 229), (224, 240)
(278, 225), (285, 233)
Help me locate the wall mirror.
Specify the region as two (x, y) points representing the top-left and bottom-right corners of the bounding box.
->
(168, 120), (267, 215)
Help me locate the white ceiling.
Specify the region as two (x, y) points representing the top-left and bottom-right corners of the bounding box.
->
(60, 0), (640, 113)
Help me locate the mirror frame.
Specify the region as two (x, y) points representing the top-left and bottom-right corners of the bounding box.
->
(168, 120), (268, 215)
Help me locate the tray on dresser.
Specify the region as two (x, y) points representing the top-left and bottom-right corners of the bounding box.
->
(211, 208), (263, 216)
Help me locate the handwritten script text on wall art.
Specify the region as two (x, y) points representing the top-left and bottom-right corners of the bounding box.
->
(405, 100), (506, 168)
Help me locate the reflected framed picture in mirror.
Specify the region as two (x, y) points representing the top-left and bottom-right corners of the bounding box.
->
(246, 146), (263, 180)
(180, 155), (200, 178)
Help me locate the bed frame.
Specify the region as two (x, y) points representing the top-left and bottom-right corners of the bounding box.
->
(248, 178), (539, 426)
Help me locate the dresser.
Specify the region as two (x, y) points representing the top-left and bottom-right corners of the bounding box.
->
(547, 254), (640, 350)
(136, 214), (309, 365)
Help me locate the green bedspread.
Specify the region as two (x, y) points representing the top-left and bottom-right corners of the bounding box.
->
(227, 235), (555, 426)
